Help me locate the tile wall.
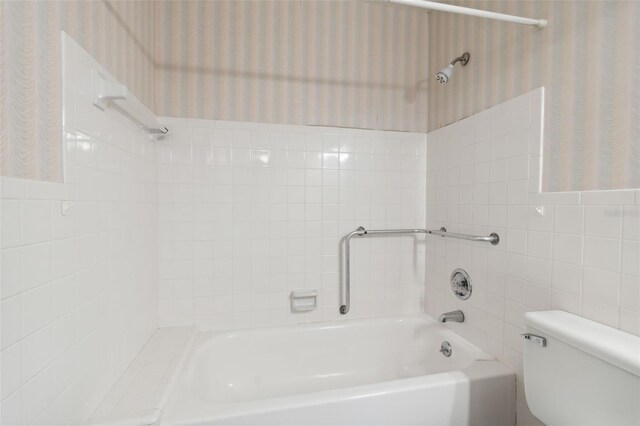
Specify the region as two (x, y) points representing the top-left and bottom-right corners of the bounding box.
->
(0, 35), (158, 425)
(156, 118), (427, 329)
(425, 88), (640, 425)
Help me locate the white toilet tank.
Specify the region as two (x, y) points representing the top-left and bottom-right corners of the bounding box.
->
(523, 310), (640, 426)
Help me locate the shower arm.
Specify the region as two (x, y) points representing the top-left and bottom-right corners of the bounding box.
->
(450, 52), (470, 67)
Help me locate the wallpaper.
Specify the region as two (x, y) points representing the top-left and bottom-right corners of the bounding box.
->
(1, 0), (429, 183)
(3, 0), (638, 193)
(428, 0), (640, 192)
(0, 0), (156, 182)
(154, 0), (429, 132)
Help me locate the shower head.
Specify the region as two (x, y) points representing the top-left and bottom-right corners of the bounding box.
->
(435, 52), (470, 84)
(436, 65), (454, 84)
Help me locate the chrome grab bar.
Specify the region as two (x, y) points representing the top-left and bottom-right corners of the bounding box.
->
(340, 226), (499, 315)
(428, 228), (500, 244)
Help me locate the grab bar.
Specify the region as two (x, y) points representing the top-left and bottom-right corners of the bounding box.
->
(428, 228), (500, 244)
(340, 226), (499, 315)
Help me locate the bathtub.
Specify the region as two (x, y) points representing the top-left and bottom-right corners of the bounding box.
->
(159, 315), (515, 426)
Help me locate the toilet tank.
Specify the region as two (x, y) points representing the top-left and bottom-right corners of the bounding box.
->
(523, 311), (640, 426)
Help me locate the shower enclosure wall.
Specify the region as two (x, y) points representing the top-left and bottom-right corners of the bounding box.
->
(156, 118), (427, 328)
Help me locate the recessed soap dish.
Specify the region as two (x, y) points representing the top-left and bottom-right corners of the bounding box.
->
(290, 290), (317, 312)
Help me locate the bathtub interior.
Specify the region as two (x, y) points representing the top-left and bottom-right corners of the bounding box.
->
(183, 316), (493, 403)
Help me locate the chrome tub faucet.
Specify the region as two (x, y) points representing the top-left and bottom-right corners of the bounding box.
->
(438, 310), (465, 323)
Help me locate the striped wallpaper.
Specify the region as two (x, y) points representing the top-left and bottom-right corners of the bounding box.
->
(154, 0), (429, 132)
(3, 0), (638, 192)
(1, 0), (429, 183)
(428, 0), (640, 192)
(0, 0), (156, 182)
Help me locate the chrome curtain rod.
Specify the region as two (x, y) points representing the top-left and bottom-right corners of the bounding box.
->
(386, 0), (547, 29)
(340, 226), (499, 315)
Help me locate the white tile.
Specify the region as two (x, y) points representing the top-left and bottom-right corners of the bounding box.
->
(620, 275), (640, 312)
(526, 257), (552, 287)
(506, 229), (527, 255)
(585, 206), (622, 238)
(1, 199), (22, 248)
(22, 200), (53, 245)
(488, 183), (507, 205)
(489, 160), (507, 183)
(23, 180), (66, 201)
(0, 390), (22, 426)
(22, 284), (53, 336)
(506, 253), (526, 281)
(527, 232), (552, 259)
(583, 237), (621, 273)
(504, 278), (525, 304)
(1, 342), (22, 399)
(619, 309), (640, 336)
(581, 190), (635, 205)
(507, 130), (529, 157)
(540, 191), (580, 205)
(1, 248), (22, 299)
(582, 267), (620, 306)
(1, 296), (22, 349)
(525, 282), (551, 310)
(22, 325), (53, 382)
(551, 262), (582, 295)
(52, 275), (79, 318)
(53, 238), (78, 279)
(0, 177), (25, 199)
(506, 156), (529, 181)
(22, 367), (54, 425)
(22, 242), (54, 291)
(552, 234), (583, 265)
(507, 180), (528, 205)
(504, 300), (525, 328)
(507, 205), (528, 229)
(621, 240), (640, 276)
(622, 209), (640, 240)
(551, 289), (581, 315)
(553, 205), (584, 235)
(487, 250), (506, 273)
(53, 312), (78, 357)
(528, 205), (554, 232)
(582, 298), (619, 328)
(508, 101), (531, 133)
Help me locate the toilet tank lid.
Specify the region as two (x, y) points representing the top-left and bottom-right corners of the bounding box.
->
(525, 310), (640, 377)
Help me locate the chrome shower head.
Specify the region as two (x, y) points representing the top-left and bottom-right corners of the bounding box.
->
(435, 52), (470, 84)
(436, 65), (454, 84)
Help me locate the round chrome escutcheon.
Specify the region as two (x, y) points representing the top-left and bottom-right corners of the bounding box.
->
(450, 268), (472, 300)
(440, 341), (452, 357)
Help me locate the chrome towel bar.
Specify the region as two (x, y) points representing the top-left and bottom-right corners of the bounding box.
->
(340, 226), (499, 315)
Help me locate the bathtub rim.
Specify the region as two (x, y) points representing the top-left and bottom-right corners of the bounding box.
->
(161, 359), (512, 425)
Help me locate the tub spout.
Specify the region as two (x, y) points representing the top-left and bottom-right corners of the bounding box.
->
(438, 310), (465, 323)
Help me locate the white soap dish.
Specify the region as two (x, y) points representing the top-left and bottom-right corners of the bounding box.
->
(290, 290), (317, 312)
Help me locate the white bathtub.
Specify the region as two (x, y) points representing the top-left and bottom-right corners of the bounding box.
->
(159, 315), (514, 426)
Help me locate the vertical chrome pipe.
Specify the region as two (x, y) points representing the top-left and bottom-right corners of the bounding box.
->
(340, 226), (366, 315)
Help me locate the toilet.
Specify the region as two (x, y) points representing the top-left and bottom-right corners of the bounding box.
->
(523, 311), (640, 425)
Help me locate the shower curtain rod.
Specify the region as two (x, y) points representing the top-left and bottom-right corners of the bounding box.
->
(386, 0), (547, 29)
